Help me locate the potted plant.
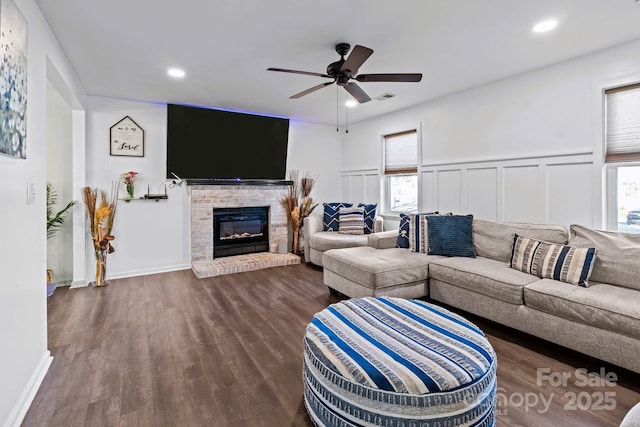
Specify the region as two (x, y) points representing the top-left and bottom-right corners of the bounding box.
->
(46, 182), (76, 296)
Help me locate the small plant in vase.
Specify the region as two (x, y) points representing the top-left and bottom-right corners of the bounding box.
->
(120, 171), (138, 199)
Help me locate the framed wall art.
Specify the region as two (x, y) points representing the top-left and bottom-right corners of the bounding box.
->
(110, 116), (144, 157)
(0, 0), (28, 159)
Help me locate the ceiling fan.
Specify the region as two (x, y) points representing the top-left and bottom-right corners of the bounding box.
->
(267, 43), (422, 104)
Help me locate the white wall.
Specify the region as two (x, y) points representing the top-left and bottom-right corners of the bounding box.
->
(342, 38), (640, 230)
(288, 120), (343, 207)
(85, 96), (190, 279)
(85, 97), (342, 278)
(0, 0), (86, 425)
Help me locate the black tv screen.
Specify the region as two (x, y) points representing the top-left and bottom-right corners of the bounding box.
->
(166, 104), (289, 182)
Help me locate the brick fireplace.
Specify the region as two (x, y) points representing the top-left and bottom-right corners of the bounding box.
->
(190, 184), (299, 277)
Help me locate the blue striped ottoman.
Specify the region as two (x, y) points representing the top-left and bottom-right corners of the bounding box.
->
(303, 297), (497, 427)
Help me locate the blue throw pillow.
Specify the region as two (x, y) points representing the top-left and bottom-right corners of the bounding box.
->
(358, 203), (377, 234)
(426, 214), (476, 257)
(323, 202), (353, 231)
(397, 213), (410, 248)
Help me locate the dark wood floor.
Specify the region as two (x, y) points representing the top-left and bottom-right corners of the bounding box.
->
(23, 264), (640, 426)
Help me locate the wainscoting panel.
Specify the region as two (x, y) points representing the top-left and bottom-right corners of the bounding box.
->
(343, 152), (595, 227)
(437, 169), (462, 214)
(421, 171), (437, 212)
(341, 175), (351, 202)
(503, 165), (541, 223)
(546, 162), (593, 227)
(340, 169), (380, 204)
(420, 152), (594, 226)
(467, 168), (498, 220)
(364, 174), (380, 204)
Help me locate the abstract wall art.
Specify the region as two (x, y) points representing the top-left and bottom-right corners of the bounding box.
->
(0, 0), (27, 159)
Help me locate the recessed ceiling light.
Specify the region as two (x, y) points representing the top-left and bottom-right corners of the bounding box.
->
(532, 19), (558, 34)
(345, 99), (357, 108)
(168, 68), (186, 78)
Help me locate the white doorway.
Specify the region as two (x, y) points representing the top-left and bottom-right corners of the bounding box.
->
(46, 85), (74, 285)
(46, 58), (87, 289)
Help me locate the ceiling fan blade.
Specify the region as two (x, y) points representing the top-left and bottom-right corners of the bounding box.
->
(343, 82), (371, 103)
(267, 67), (331, 78)
(340, 45), (374, 75)
(290, 81), (334, 99)
(355, 73), (423, 83)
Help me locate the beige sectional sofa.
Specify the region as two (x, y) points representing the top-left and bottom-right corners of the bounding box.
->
(321, 218), (640, 374)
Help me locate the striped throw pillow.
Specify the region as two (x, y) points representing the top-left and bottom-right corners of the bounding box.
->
(510, 234), (598, 287)
(408, 212), (441, 253)
(408, 213), (428, 252)
(338, 207), (365, 235)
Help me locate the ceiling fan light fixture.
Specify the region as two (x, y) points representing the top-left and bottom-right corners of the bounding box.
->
(167, 68), (186, 78)
(267, 43), (421, 103)
(345, 99), (358, 108)
(532, 19), (558, 34)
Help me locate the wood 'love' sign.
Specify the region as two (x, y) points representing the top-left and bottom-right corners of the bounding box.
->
(110, 116), (144, 157)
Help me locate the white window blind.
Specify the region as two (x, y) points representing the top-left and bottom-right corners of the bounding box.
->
(606, 83), (640, 163)
(384, 130), (417, 174)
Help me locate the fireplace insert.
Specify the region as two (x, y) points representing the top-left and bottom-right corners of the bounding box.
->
(212, 206), (269, 258)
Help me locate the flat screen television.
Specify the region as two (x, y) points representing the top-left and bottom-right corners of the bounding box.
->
(166, 104), (290, 183)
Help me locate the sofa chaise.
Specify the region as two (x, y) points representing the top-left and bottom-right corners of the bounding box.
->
(321, 218), (640, 375)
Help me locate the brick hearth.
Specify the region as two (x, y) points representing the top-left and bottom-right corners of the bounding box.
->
(192, 252), (300, 278)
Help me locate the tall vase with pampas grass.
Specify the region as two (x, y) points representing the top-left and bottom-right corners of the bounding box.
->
(281, 170), (318, 255)
(298, 171), (318, 256)
(82, 183), (119, 287)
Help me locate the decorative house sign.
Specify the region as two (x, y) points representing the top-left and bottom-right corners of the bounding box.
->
(110, 116), (144, 157)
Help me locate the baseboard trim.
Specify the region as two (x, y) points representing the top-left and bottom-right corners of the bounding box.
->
(69, 264), (191, 287)
(69, 280), (88, 289)
(107, 263), (191, 280)
(5, 351), (52, 427)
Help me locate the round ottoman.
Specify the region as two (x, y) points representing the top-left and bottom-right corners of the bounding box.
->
(303, 297), (496, 427)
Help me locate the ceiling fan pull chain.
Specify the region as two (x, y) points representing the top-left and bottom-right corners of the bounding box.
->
(336, 85), (339, 132)
(345, 93), (349, 134)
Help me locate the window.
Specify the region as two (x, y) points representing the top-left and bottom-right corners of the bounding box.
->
(605, 84), (640, 234)
(384, 130), (418, 213)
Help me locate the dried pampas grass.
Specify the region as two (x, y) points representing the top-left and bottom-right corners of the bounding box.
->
(82, 183), (119, 286)
(82, 182), (120, 255)
(281, 170), (318, 254)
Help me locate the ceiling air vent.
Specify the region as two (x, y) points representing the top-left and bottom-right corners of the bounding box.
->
(375, 93), (396, 101)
